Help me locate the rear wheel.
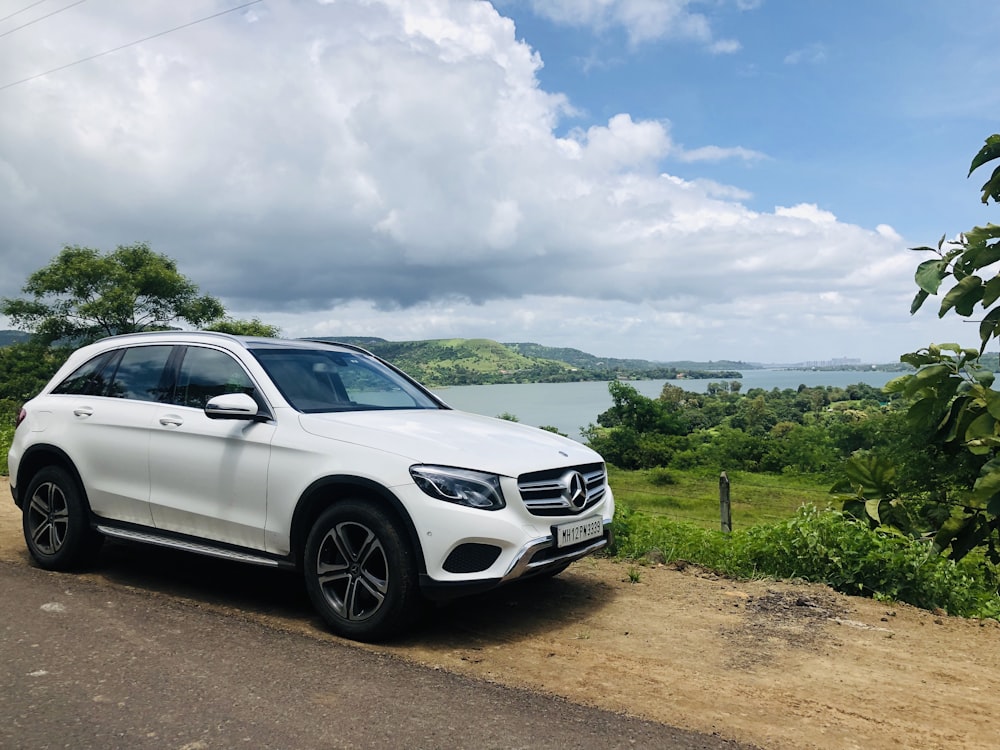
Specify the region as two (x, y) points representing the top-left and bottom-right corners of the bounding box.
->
(304, 500), (421, 641)
(22, 466), (103, 570)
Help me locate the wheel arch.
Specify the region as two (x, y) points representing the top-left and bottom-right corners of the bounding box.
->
(290, 476), (425, 574)
(14, 444), (89, 512)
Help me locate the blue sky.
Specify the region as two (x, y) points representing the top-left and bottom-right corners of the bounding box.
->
(0, 0), (997, 363)
(505, 0), (997, 240)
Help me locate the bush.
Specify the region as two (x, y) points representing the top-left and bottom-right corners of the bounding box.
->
(612, 505), (1000, 619)
(647, 468), (677, 486)
(0, 422), (11, 476)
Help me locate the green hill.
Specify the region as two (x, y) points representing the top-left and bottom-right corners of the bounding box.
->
(315, 337), (575, 386)
(504, 342), (754, 373)
(0, 330), (30, 347)
(310, 336), (743, 386)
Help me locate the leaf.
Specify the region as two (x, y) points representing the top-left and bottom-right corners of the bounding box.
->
(864, 497), (882, 524)
(914, 259), (950, 295)
(963, 224), (1000, 251)
(980, 165), (1000, 205)
(982, 277), (1000, 308)
(907, 396), (949, 431)
(965, 411), (998, 442)
(842, 455), (897, 498)
(980, 307), (1000, 351)
(969, 135), (1000, 204)
(972, 457), (1000, 506)
(969, 134), (1000, 176)
(909, 289), (930, 315)
(984, 389), (1000, 420)
(939, 274), (983, 317)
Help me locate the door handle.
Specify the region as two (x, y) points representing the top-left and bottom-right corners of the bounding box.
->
(159, 415), (184, 427)
(73, 407), (93, 418)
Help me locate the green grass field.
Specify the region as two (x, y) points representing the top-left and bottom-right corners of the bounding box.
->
(607, 466), (835, 530)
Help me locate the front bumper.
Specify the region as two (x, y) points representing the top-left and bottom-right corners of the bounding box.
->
(418, 521), (613, 601)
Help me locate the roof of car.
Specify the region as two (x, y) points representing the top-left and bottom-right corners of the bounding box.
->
(93, 331), (374, 356)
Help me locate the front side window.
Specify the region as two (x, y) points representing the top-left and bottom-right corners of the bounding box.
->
(251, 347), (441, 413)
(173, 347), (256, 409)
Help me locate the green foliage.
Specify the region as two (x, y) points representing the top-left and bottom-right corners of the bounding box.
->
(537, 425), (567, 436)
(497, 412), (520, 422)
(0, 420), (11, 475)
(612, 505), (1000, 618)
(205, 317), (281, 337)
(1, 243), (225, 345)
(587, 380), (886, 475)
(970, 134), (1000, 205)
(877, 135), (1000, 562)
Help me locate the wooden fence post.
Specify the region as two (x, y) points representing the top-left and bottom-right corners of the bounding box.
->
(719, 471), (732, 533)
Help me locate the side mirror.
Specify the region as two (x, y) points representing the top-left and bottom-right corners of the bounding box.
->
(205, 392), (264, 420)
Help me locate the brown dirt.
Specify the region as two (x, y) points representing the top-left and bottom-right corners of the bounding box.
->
(3, 475), (999, 750)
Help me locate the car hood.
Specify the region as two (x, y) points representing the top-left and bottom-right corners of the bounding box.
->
(297, 408), (602, 476)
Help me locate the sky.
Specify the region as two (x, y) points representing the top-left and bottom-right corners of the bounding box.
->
(0, 0), (997, 364)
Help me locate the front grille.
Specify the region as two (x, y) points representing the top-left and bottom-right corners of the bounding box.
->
(517, 462), (607, 517)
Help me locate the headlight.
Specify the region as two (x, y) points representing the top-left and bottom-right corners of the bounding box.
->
(410, 466), (505, 511)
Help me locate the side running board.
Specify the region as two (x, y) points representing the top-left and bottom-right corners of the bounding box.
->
(95, 525), (290, 568)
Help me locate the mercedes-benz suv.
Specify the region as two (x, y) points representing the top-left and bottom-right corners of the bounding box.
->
(7, 332), (614, 640)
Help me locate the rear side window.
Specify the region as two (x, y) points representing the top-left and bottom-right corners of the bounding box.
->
(173, 347), (256, 409)
(52, 352), (118, 396)
(107, 346), (174, 402)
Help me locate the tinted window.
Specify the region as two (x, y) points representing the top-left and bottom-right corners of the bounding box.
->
(174, 347), (256, 409)
(251, 347), (440, 413)
(107, 346), (173, 402)
(52, 352), (118, 396)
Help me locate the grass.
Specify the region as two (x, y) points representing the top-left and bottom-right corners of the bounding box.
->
(608, 465), (833, 530)
(605, 466), (1000, 619)
(610, 504), (1000, 619)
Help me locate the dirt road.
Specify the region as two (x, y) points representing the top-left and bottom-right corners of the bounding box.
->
(3, 476), (999, 749)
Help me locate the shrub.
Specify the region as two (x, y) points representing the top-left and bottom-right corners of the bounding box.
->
(612, 504), (1000, 619)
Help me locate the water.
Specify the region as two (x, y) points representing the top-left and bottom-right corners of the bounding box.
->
(431, 370), (901, 440)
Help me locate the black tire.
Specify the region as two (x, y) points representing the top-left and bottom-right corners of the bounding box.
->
(22, 466), (103, 570)
(303, 500), (421, 642)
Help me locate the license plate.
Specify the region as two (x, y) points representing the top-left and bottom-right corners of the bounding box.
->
(553, 515), (604, 548)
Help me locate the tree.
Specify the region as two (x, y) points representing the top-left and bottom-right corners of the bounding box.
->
(205, 317), (281, 337)
(854, 135), (1000, 560)
(1, 243), (225, 344)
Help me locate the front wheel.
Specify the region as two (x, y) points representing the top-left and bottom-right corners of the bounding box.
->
(303, 501), (422, 642)
(22, 466), (103, 570)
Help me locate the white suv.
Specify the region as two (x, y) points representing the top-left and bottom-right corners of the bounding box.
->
(8, 332), (614, 640)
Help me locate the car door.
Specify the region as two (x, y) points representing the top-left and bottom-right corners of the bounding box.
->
(48, 345), (175, 527)
(148, 345), (274, 549)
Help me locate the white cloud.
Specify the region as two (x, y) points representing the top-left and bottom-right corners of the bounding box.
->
(709, 39), (742, 55)
(0, 0), (935, 362)
(784, 43), (828, 65)
(676, 145), (766, 163)
(524, 0), (733, 48)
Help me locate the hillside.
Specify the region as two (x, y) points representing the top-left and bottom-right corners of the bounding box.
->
(505, 342), (753, 373)
(0, 330), (29, 347)
(312, 337), (743, 386)
(312, 337), (578, 385)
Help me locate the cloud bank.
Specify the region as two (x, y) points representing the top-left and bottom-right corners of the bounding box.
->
(0, 0), (948, 361)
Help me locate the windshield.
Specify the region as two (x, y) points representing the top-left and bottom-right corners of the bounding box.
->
(251, 347), (443, 413)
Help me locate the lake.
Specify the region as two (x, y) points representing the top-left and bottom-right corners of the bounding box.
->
(431, 370), (902, 440)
